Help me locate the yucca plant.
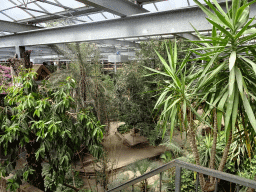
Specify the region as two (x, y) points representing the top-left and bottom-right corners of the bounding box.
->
(192, 0), (256, 171)
(147, 0), (256, 191)
(191, 0), (256, 190)
(145, 40), (209, 189)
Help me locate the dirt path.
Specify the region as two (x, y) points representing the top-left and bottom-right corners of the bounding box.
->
(102, 122), (166, 170)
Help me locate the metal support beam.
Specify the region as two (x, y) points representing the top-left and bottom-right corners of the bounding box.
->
(76, 0), (148, 17)
(0, 53), (15, 57)
(94, 39), (140, 48)
(19, 7), (100, 24)
(0, 20), (40, 33)
(101, 52), (135, 56)
(1, 2), (256, 48)
(175, 32), (199, 41)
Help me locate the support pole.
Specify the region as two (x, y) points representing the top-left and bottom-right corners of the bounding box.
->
(175, 166), (182, 192)
(15, 46), (25, 59)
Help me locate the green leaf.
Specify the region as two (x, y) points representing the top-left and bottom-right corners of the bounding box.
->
(239, 55), (256, 76)
(212, 0), (231, 21)
(234, 66), (244, 100)
(229, 67), (235, 97)
(217, 92), (229, 131)
(154, 90), (168, 109)
(161, 98), (181, 115)
(232, 0), (241, 22)
(206, 18), (234, 40)
(224, 89), (235, 133)
(240, 31), (256, 44)
(235, 17), (255, 39)
(231, 89), (239, 132)
(166, 43), (174, 71)
(235, 1), (256, 25)
(244, 28), (256, 35)
(243, 93), (256, 133)
(204, 0), (233, 30)
(23, 171), (29, 181)
(236, 6), (249, 30)
(198, 62), (225, 91)
(229, 51), (236, 71)
(194, 0), (230, 28)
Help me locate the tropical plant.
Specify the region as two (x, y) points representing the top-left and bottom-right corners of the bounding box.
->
(48, 42), (116, 127)
(126, 159), (159, 191)
(0, 70), (104, 191)
(145, 39), (209, 187)
(115, 40), (193, 145)
(198, 133), (225, 168)
(147, 0), (256, 191)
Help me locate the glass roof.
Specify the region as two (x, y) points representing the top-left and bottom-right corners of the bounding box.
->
(0, 0), (205, 24)
(0, 0), (206, 61)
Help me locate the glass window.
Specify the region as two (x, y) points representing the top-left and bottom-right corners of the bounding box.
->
(3, 7), (31, 20)
(0, 12), (14, 21)
(35, 1), (64, 13)
(0, 0), (15, 10)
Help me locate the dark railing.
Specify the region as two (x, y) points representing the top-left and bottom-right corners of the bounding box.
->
(107, 159), (256, 192)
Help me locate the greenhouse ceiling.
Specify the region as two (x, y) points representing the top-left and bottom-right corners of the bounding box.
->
(0, 0), (245, 62)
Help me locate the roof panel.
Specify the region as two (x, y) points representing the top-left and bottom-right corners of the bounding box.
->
(3, 7), (31, 20)
(54, 0), (86, 9)
(88, 13), (106, 21)
(76, 15), (91, 22)
(35, 1), (65, 13)
(25, 9), (46, 17)
(0, 0), (16, 10)
(101, 12), (119, 19)
(0, 13), (13, 21)
(154, 1), (172, 11)
(143, 4), (157, 12)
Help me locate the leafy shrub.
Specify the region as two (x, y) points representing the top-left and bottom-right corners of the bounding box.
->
(117, 124), (132, 134)
(0, 71), (104, 191)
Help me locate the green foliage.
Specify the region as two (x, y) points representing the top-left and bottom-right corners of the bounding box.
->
(54, 168), (84, 192)
(164, 169), (200, 192)
(145, 40), (201, 141)
(0, 70), (104, 191)
(48, 42), (116, 125)
(117, 124), (132, 134)
(115, 40), (193, 145)
(127, 159), (158, 177)
(192, 0), (256, 142)
(198, 133), (225, 168)
(125, 159), (159, 191)
(115, 61), (161, 144)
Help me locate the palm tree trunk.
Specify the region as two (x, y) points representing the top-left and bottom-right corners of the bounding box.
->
(187, 109), (205, 190)
(218, 128), (232, 172)
(209, 109), (218, 183)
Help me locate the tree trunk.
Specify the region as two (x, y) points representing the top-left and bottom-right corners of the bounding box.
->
(209, 109), (218, 183)
(187, 109), (206, 190)
(218, 128), (232, 172)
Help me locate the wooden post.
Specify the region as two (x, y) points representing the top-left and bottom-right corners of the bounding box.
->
(57, 59), (60, 72)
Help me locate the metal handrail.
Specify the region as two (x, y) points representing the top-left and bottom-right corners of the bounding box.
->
(107, 159), (256, 192)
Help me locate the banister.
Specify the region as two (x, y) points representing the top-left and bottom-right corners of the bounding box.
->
(107, 159), (256, 192)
